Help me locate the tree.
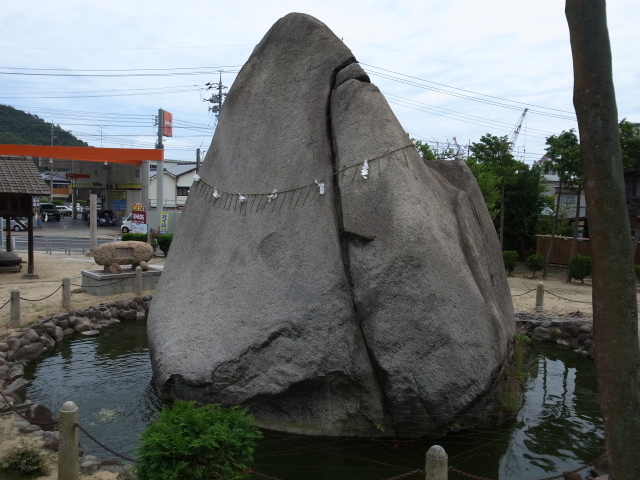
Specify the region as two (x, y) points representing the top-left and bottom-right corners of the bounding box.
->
(500, 162), (546, 255)
(566, 1), (640, 478)
(465, 157), (501, 219)
(469, 134), (519, 249)
(543, 129), (583, 280)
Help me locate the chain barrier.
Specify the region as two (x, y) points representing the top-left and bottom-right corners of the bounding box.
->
(74, 422), (136, 462)
(448, 466), (494, 479)
(0, 390), (60, 427)
(511, 288), (537, 297)
(381, 468), (425, 480)
(19, 284), (63, 302)
(0, 297), (10, 310)
(70, 273), (136, 289)
(533, 452), (606, 480)
(247, 468), (287, 480)
(544, 289), (592, 304)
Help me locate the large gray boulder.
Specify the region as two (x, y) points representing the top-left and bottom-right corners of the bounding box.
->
(148, 13), (515, 438)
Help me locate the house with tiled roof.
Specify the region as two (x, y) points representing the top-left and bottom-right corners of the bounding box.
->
(149, 162), (198, 209)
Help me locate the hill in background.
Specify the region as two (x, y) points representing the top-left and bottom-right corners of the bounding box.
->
(0, 104), (89, 147)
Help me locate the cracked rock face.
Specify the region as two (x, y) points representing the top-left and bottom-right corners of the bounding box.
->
(147, 13), (515, 437)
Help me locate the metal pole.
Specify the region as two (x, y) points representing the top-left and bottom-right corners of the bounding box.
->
(425, 445), (448, 480)
(89, 193), (98, 252)
(155, 108), (165, 232)
(58, 401), (79, 480)
(535, 282), (544, 312)
(62, 277), (71, 310)
(10, 288), (20, 328)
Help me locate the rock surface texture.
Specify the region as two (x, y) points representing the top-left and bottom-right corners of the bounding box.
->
(148, 13), (515, 438)
(93, 241), (154, 274)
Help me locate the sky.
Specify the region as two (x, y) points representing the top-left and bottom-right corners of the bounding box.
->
(1, 0), (638, 165)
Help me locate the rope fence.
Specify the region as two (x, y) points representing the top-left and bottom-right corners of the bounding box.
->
(0, 393), (607, 480)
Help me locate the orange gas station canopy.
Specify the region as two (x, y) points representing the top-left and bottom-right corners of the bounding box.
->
(0, 145), (164, 165)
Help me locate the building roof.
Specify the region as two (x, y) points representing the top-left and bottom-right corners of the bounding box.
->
(150, 162), (198, 179)
(0, 156), (51, 195)
(40, 171), (71, 183)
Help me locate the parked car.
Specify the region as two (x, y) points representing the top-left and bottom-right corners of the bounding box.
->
(87, 210), (116, 227)
(56, 205), (73, 217)
(1, 218), (28, 231)
(38, 203), (61, 221)
(121, 213), (133, 233)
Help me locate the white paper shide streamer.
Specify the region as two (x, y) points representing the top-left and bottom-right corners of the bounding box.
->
(267, 189), (278, 203)
(193, 173), (201, 182)
(315, 179), (325, 195)
(212, 187), (220, 199)
(238, 194), (247, 203)
(361, 160), (369, 179)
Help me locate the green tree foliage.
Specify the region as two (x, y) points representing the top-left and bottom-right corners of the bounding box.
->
(135, 401), (262, 480)
(502, 250), (518, 275)
(500, 163), (546, 255)
(0, 104), (89, 146)
(525, 253), (545, 278)
(465, 157), (501, 219)
(568, 254), (592, 283)
(469, 134), (519, 249)
(620, 119), (640, 169)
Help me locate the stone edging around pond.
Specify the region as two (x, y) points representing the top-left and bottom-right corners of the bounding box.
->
(516, 312), (594, 359)
(0, 295), (152, 475)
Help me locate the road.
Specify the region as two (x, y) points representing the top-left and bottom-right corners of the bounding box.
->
(1, 217), (122, 253)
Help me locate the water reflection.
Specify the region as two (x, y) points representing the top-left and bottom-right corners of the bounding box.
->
(24, 324), (603, 479)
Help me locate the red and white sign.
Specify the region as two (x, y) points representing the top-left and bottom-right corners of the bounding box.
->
(132, 211), (147, 224)
(163, 110), (173, 137)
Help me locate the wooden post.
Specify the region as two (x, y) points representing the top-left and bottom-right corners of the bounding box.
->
(425, 445), (447, 480)
(135, 266), (143, 295)
(58, 401), (79, 480)
(62, 277), (71, 310)
(10, 288), (20, 328)
(535, 282), (544, 312)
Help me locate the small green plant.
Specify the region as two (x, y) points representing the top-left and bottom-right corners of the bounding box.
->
(525, 253), (545, 278)
(498, 391), (523, 414)
(0, 440), (51, 477)
(569, 254), (592, 283)
(122, 233), (148, 243)
(135, 401), (262, 480)
(515, 334), (531, 345)
(156, 234), (174, 256)
(502, 250), (518, 275)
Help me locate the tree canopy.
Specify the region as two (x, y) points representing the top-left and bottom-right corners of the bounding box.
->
(0, 104), (89, 147)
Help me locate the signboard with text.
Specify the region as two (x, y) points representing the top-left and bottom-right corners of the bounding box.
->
(159, 211), (169, 234)
(132, 211), (147, 224)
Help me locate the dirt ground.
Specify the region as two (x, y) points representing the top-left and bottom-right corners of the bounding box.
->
(0, 255), (629, 480)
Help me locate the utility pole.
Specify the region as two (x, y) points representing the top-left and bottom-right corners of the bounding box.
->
(205, 71), (227, 117)
(155, 109), (165, 230)
(49, 122), (54, 202)
(196, 148), (201, 174)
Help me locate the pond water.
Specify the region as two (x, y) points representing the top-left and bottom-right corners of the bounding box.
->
(24, 320), (604, 480)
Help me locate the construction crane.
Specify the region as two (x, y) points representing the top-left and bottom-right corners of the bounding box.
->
(508, 108), (528, 153)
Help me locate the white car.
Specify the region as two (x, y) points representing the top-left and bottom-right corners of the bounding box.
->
(121, 213), (133, 233)
(56, 205), (73, 217)
(1, 218), (28, 231)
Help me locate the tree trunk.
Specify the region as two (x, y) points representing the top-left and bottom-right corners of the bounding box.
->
(543, 182), (563, 280)
(566, 1), (640, 478)
(499, 180), (505, 250)
(566, 185), (583, 282)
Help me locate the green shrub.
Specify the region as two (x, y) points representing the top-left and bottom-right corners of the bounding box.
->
(635, 265), (640, 282)
(569, 254), (592, 283)
(157, 234), (174, 256)
(0, 440), (51, 477)
(135, 401), (262, 480)
(525, 253), (545, 278)
(122, 233), (148, 243)
(502, 250), (518, 275)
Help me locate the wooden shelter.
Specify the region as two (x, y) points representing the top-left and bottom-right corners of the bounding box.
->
(0, 156), (51, 276)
